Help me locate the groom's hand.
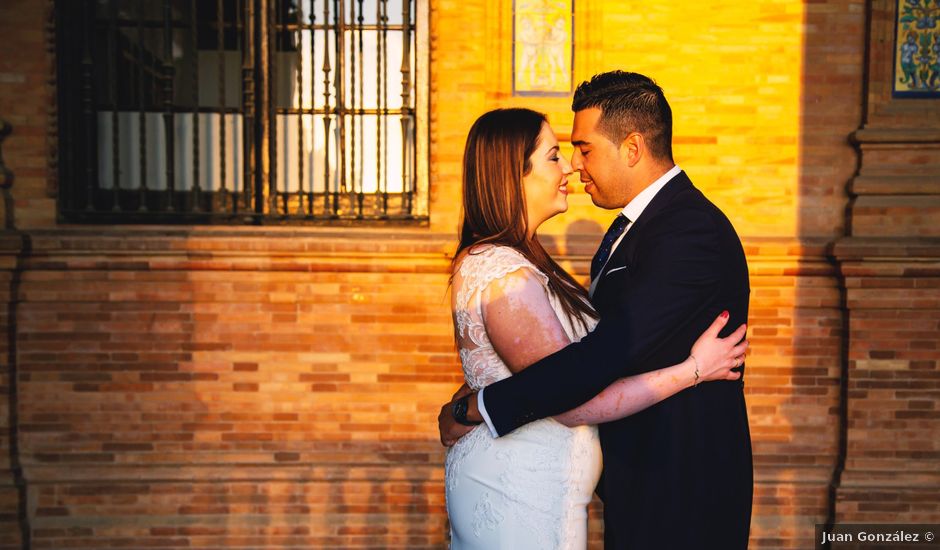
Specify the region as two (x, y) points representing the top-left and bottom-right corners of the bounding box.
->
(438, 384), (477, 447)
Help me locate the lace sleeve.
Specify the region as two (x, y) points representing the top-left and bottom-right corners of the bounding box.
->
(454, 245), (548, 313)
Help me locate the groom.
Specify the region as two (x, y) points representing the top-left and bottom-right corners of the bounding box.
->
(439, 71), (752, 549)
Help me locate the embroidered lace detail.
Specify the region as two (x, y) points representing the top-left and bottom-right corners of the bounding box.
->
(471, 491), (505, 538)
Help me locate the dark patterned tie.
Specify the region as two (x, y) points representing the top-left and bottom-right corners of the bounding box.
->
(591, 213), (631, 280)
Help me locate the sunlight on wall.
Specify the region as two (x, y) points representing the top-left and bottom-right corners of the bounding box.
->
(540, 1), (806, 239)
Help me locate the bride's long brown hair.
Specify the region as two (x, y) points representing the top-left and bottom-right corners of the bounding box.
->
(452, 108), (598, 330)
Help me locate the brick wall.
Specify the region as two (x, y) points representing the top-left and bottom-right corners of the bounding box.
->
(10, 231), (459, 548)
(834, 242), (940, 524)
(829, 0), (940, 533)
(0, 231), (844, 550)
(744, 239), (843, 549)
(0, 0), (936, 549)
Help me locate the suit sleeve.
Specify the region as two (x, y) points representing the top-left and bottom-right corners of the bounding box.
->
(482, 204), (723, 436)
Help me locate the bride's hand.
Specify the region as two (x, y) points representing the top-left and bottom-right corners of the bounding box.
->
(690, 311), (748, 384)
(438, 383), (476, 447)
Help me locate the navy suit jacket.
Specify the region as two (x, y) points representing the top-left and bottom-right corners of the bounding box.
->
(481, 171), (753, 549)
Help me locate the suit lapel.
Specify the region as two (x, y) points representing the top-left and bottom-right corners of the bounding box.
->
(590, 171), (693, 303)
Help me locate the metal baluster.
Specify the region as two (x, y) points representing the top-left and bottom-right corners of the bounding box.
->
(275, 1), (287, 217)
(334, 0), (345, 213)
(379, 0), (387, 217)
(151, 13), (163, 155)
(349, 0), (356, 217)
(356, 0), (364, 217)
(110, 0), (121, 211)
(375, 2), (385, 218)
(137, 0), (149, 211)
(295, 2), (305, 216)
(235, 0), (248, 212)
(401, 0), (412, 215)
(247, 0), (264, 218)
(270, 0), (281, 217)
(191, 0), (201, 212)
(260, 0), (273, 219)
(217, 0), (228, 211)
(82, 0), (97, 212)
(322, 0), (333, 215)
(307, 0), (315, 216)
(163, 0), (176, 212)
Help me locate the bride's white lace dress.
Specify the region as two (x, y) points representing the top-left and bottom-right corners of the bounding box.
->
(445, 245), (602, 549)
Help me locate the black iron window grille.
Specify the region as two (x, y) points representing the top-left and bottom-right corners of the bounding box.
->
(56, 0), (428, 223)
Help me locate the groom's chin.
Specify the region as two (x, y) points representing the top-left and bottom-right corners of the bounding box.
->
(589, 196), (618, 210)
(584, 190), (617, 210)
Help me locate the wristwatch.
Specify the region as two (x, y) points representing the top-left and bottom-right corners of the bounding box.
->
(452, 394), (483, 426)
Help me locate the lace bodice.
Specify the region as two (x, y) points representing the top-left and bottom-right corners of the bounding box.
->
(452, 245), (592, 390)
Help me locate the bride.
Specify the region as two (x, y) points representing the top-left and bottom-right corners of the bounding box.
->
(443, 108), (747, 549)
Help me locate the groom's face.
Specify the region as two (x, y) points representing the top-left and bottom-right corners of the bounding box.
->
(570, 107), (629, 209)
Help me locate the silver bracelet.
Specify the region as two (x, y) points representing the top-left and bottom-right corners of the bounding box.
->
(690, 354), (700, 387)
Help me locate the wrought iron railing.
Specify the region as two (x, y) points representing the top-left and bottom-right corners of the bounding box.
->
(56, 0), (426, 224)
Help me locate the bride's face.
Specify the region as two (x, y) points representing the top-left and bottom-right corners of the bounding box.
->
(523, 122), (574, 235)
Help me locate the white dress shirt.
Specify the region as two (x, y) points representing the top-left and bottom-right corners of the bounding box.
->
(477, 165), (682, 437)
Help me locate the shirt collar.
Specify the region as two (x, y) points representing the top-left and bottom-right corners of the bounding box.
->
(620, 164), (682, 222)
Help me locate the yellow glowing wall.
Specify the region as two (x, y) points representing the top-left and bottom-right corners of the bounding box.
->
(430, 0), (860, 241)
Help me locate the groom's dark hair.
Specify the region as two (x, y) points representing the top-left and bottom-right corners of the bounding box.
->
(572, 71), (674, 162)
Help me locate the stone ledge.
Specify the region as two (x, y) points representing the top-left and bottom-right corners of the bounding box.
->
(834, 238), (940, 261)
(22, 463), (832, 485)
(850, 176), (940, 196)
(26, 228), (456, 257)
(0, 231), (845, 268)
(852, 128), (940, 144)
(838, 468), (940, 489)
(753, 465), (832, 485)
(24, 464), (443, 484)
(30, 513), (449, 531)
(853, 195), (940, 208)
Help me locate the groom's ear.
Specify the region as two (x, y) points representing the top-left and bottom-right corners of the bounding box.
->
(618, 132), (643, 168)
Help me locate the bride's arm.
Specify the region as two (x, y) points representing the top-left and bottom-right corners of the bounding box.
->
(481, 268), (573, 375)
(483, 270), (748, 425)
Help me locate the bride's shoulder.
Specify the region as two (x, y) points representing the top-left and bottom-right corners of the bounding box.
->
(455, 245), (547, 294)
(456, 244), (532, 273)
(452, 244), (549, 310)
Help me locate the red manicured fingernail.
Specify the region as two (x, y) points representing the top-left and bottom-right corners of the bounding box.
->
(721, 310), (729, 318)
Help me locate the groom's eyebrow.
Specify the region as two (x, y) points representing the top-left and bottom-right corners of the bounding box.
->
(570, 139), (589, 146)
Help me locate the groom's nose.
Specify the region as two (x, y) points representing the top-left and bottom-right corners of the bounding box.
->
(570, 149), (584, 171)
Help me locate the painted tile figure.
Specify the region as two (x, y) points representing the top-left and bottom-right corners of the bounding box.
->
(894, 0), (940, 95)
(514, 0), (572, 95)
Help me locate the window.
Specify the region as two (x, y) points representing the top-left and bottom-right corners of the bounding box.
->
(56, 0), (428, 223)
